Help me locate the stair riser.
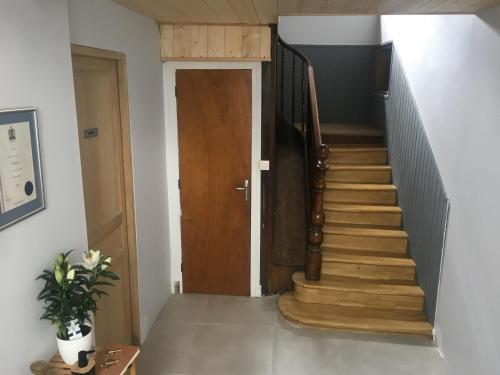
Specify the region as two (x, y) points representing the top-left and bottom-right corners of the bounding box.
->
(322, 262), (415, 281)
(295, 285), (423, 311)
(323, 233), (408, 254)
(279, 294), (432, 335)
(325, 210), (401, 228)
(330, 150), (387, 165)
(325, 189), (396, 205)
(323, 135), (384, 145)
(327, 169), (392, 184)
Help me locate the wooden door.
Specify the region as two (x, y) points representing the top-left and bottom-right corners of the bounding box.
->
(72, 54), (133, 345)
(177, 69), (252, 296)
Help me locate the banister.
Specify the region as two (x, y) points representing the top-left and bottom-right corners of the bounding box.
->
(277, 36), (328, 281)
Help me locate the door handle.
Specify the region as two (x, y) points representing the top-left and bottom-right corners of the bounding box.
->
(234, 179), (249, 201)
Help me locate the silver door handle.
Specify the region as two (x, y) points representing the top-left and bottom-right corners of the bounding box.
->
(234, 179), (249, 201)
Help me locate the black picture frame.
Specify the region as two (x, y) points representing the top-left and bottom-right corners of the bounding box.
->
(0, 108), (45, 230)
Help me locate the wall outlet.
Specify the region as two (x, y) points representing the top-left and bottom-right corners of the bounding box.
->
(259, 160), (270, 171)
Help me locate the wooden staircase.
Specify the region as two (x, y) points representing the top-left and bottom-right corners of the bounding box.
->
(278, 125), (433, 336)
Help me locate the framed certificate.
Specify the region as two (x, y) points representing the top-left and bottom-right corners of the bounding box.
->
(0, 108), (45, 230)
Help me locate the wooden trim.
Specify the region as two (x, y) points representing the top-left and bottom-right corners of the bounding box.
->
(71, 44), (125, 61)
(162, 56), (271, 62)
(160, 24), (271, 61)
(71, 44), (141, 345)
(161, 22), (267, 27)
(264, 24), (277, 294)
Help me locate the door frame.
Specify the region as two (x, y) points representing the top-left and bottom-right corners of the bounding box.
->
(71, 44), (141, 344)
(164, 62), (262, 297)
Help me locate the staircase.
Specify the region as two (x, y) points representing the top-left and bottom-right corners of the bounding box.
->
(278, 124), (433, 335)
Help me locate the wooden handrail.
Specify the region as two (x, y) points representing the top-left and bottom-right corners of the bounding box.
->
(277, 36), (328, 281)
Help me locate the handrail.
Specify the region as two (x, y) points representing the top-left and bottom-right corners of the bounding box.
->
(277, 36), (328, 281)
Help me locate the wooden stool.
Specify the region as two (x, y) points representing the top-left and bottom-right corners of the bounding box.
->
(30, 345), (140, 375)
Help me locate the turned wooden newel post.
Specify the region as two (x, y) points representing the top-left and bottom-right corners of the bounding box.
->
(305, 144), (329, 281)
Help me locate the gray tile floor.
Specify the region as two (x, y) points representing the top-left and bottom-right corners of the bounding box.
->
(137, 294), (452, 375)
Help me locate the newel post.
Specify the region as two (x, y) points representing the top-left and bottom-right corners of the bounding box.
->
(305, 144), (329, 281)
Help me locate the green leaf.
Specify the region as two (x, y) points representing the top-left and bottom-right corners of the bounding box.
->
(94, 281), (114, 287)
(101, 271), (119, 280)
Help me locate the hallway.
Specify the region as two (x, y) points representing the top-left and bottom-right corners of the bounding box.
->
(137, 294), (451, 374)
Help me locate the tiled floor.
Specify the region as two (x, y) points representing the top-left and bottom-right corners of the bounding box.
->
(137, 294), (452, 375)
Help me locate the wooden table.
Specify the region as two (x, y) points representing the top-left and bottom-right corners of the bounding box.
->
(33, 345), (140, 375)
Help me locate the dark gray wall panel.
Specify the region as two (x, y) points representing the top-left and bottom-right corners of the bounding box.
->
(379, 50), (449, 324)
(279, 45), (377, 125)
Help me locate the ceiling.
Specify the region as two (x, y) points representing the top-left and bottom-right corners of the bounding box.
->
(113, 0), (500, 24)
(279, 0), (500, 16)
(113, 0), (277, 24)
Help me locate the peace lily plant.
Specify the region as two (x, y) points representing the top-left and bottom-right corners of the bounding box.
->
(36, 249), (118, 364)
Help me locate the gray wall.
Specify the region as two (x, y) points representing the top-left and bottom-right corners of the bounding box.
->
(377, 50), (449, 324)
(279, 45), (377, 125)
(297, 45), (377, 124)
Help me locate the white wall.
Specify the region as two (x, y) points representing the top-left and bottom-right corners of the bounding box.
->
(381, 8), (500, 375)
(67, 0), (170, 342)
(279, 15), (381, 45)
(0, 1), (88, 373)
(0, 0), (169, 372)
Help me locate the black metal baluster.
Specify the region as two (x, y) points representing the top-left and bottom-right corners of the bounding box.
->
(301, 62), (306, 135)
(291, 54), (296, 127)
(280, 46), (285, 116)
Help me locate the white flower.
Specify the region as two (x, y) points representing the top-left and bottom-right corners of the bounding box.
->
(55, 268), (63, 284)
(83, 249), (101, 270)
(67, 268), (75, 281)
(101, 256), (112, 271)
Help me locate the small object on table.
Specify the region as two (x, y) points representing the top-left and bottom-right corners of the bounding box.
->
(32, 345), (140, 375)
(71, 350), (96, 375)
(30, 361), (48, 375)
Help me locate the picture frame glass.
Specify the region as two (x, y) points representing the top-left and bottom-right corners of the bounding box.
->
(0, 108), (44, 230)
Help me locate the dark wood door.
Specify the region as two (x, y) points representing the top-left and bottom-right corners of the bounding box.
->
(177, 69), (252, 296)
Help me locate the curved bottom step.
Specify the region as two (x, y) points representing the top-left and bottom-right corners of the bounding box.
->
(278, 292), (433, 336)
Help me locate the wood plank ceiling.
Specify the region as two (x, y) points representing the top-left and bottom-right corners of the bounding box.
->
(113, 0), (500, 24)
(113, 0), (277, 24)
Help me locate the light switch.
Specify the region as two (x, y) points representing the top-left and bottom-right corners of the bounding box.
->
(259, 160), (270, 171)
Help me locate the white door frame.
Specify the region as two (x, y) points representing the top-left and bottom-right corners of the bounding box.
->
(163, 61), (262, 297)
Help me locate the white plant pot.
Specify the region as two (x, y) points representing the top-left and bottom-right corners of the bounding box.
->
(56, 326), (93, 365)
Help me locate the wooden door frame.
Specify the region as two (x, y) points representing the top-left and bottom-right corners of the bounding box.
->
(164, 62), (262, 297)
(71, 44), (141, 345)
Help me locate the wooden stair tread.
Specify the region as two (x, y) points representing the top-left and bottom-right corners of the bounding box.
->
(329, 144), (385, 148)
(278, 129), (432, 335)
(321, 123), (384, 137)
(278, 293), (432, 335)
(326, 183), (396, 191)
(323, 252), (415, 267)
(293, 272), (423, 296)
(322, 246), (409, 259)
(328, 164), (391, 171)
(324, 204), (401, 214)
(330, 147), (387, 153)
(323, 226), (408, 239)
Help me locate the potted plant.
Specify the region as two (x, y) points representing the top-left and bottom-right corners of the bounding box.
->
(36, 249), (118, 364)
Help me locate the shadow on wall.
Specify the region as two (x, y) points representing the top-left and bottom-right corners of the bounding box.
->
(478, 4), (500, 36)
